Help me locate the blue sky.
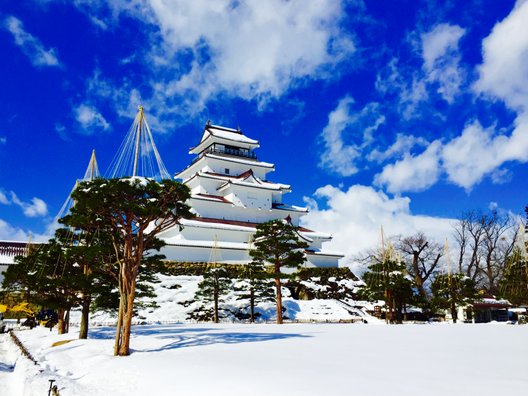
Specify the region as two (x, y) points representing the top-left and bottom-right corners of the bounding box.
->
(0, 0), (527, 258)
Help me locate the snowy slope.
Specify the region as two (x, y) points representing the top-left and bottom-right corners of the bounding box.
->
(80, 274), (366, 325)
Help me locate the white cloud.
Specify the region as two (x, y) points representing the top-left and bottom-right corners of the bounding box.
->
(474, 0), (528, 112)
(74, 103), (111, 133)
(421, 24), (465, 71)
(0, 189), (48, 218)
(374, 141), (442, 194)
(9, 192), (48, 218)
(0, 218), (33, 241)
(147, 0), (353, 99)
(367, 133), (428, 163)
(0, 191), (9, 204)
(319, 97), (385, 176)
(3, 15), (61, 68)
(0, 218), (51, 242)
(72, 0), (354, 122)
(370, 118), (528, 193)
(319, 97), (360, 176)
(442, 119), (528, 190)
(375, 58), (431, 121)
(421, 23), (466, 103)
(301, 184), (454, 274)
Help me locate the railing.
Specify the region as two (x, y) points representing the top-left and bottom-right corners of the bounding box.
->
(193, 146), (258, 164)
(0, 241), (28, 257)
(10, 331), (61, 395)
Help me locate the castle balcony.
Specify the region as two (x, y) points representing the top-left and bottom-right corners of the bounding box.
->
(193, 145), (258, 163)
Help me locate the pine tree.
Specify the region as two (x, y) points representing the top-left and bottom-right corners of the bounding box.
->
(53, 227), (116, 339)
(250, 220), (308, 324)
(3, 238), (81, 333)
(500, 247), (528, 305)
(358, 258), (415, 323)
(62, 177), (193, 356)
(194, 266), (231, 323)
(235, 261), (275, 323)
(431, 273), (478, 323)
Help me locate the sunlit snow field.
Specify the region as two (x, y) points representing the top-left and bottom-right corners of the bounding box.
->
(1, 323), (526, 396)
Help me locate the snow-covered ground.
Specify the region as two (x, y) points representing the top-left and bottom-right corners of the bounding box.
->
(2, 323), (527, 396)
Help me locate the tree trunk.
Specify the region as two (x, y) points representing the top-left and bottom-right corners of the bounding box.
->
(274, 261), (283, 324)
(412, 252), (426, 298)
(114, 257), (139, 356)
(57, 308), (67, 334)
(118, 289), (136, 356)
(250, 288), (255, 324)
(79, 294), (91, 339)
(213, 289), (219, 324)
(386, 291), (393, 324)
(114, 274), (125, 356)
(450, 300), (457, 324)
(65, 308), (70, 333)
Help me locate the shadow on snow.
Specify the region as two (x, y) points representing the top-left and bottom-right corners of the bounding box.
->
(0, 362), (15, 372)
(139, 331), (310, 353)
(88, 324), (310, 354)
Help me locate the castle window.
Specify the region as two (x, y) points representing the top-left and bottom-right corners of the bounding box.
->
(225, 168), (230, 175)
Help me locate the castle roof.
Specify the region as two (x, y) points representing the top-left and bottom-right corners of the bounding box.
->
(175, 153), (274, 180)
(177, 217), (331, 240)
(183, 170), (288, 192)
(190, 123), (260, 155)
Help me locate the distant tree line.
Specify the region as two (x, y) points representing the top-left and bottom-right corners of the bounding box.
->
(357, 206), (528, 323)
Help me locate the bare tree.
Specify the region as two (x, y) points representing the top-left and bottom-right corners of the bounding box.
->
(397, 232), (443, 298)
(453, 210), (516, 293)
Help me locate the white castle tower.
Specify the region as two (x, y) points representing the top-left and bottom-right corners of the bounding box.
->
(158, 122), (343, 267)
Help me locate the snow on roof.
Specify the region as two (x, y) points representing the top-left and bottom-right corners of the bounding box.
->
(273, 203), (308, 213)
(175, 154), (275, 180)
(217, 178), (290, 192)
(205, 153), (274, 168)
(187, 170), (289, 192)
(473, 297), (511, 308)
(180, 217), (256, 232)
(202, 124), (259, 145)
(0, 255), (15, 265)
(189, 124), (260, 154)
(305, 250), (345, 258)
(192, 193), (233, 204)
(299, 229), (332, 239)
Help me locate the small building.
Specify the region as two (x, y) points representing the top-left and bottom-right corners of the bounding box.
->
(471, 297), (511, 323)
(158, 123), (343, 267)
(0, 241), (31, 287)
(453, 296), (512, 323)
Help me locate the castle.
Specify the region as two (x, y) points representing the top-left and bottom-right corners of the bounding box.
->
(158, 122), (343, 267)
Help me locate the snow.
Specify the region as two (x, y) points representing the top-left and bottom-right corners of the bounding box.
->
(2, 323), (527, 396)
(123, 176), (150, 186)
(206, 153), (274, 168)
(80, 275), (362, 325)
(206, 127), (259, 145)
(273, 203), (309, 213)
(2, 274), (527, 395)
(179, 218), (256, 232)
(219, 178), (290, 191)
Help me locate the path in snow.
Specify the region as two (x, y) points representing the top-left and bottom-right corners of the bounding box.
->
(0, 334), (19, 395)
